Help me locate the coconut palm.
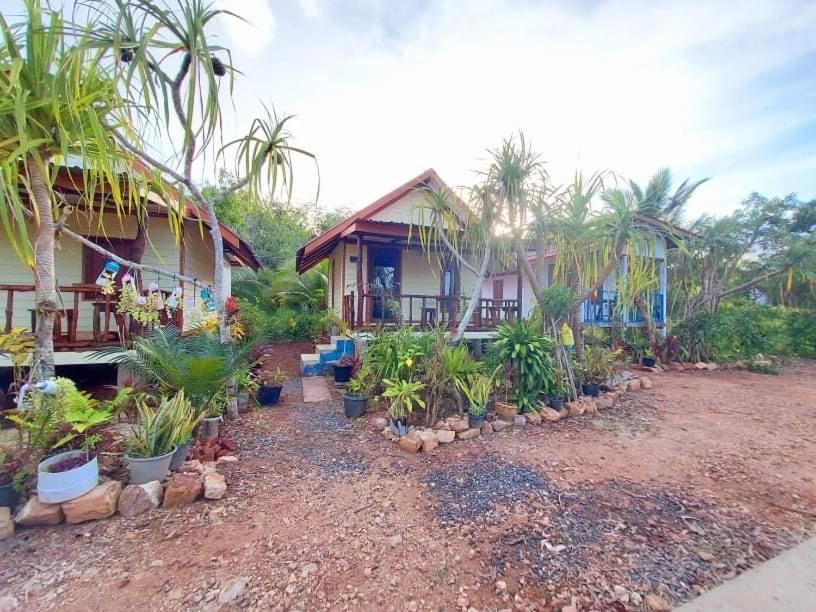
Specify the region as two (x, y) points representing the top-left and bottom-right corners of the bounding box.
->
(232, 262), (328, 311)
(0, 1), (145, 377)
(629, 167), (709, 223)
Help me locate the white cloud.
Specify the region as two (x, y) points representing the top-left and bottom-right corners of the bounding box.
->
(215, 0), (276, 56)
(208, 0), (816, 216)
(298, 0), (323, 20)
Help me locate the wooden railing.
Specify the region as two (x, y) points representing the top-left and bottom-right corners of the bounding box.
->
(0, 283), (181, 350)
(349, 293), (519, 331)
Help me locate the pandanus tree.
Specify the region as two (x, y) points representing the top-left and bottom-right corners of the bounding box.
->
(0, 1), (147, 378)
(83, 0), (316, 341)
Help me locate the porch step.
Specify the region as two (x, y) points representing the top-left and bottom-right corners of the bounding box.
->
(300, 338), (356, 377)
(316, 343), (336, 354)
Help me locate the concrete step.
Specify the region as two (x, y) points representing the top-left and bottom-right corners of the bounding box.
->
(330, 335), (351, 345)
(315, 343), (337, 354)
(300, 353), (324, 377)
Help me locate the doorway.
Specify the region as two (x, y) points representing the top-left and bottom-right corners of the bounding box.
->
(367, 246), (401, 321)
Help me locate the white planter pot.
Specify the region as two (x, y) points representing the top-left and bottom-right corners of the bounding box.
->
(37, 450), (99, 504)
(126, 446), (176, 485)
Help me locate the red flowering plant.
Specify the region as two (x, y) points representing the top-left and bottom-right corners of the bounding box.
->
(225, 296), (240, 316)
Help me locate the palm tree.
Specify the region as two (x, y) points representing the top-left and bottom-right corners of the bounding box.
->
(232, 262), (328, 311)
(629, 167), (708, 223)
(0, 1), (144, 378)
(84, 0), (317, 342)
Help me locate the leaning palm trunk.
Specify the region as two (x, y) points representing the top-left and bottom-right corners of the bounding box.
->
(452, 249), (492, 343)
(201, 200), (230, 342)
(635, 295), (657, 345)
(29, 160), (56, 379)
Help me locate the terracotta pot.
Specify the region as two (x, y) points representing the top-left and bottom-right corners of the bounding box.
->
(495, 401), (518, 422)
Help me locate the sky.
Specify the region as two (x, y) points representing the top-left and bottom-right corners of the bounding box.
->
(5, 0), (816, 219)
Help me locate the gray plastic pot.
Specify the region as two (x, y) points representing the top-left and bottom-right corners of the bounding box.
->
(201, 416), (221, 440)
(126, 446), (176, 485)
(169, 439), (193, 471)
(37, 450), (99, 504)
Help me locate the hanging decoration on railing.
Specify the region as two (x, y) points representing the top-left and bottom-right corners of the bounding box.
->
(95, 260), (120, 296)
(116, 271), (160, 326)
(148, 281), (165, 311)
(200, 287), (215, 312)
(165, 284), (182, 312)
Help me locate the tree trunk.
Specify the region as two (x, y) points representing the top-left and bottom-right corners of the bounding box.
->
(452, 249), (492, 343)
(635, 296), (657, 346)
(201, 200), (230, 342)
(29, 161), (56, 380)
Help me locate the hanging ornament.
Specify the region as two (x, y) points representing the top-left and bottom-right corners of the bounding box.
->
(200, 287), (216, 312)
(148, 281), (165, 311)
(95, 260), (120, 295)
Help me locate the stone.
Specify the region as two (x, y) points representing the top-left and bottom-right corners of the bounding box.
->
(598, 396), (615, 410)
(14, 496), (64, 526)
(216, 455), (238, 464)
(540, 407), (563, 422)
(203, 472), (227, 500)
(162, 472), (202, 508)
(218, 577), (247, 605)
(613, 585), (629, 602)
(434, 429), (456, 444)
(481, 421), (494, 435)
(416, 430), (439, 453)
(201, 462), (217, 474)
(584, 399), (598, 413)
(513, 415), (526, 427)
(492, 419), (510, 432)
(382, 428), (398, 442)
(0, 596), (18, 611)
(118, 481), (163, 517)
(526, 412), (542, 425)
(631, 592), (643, 606)
(179, 460), (204, 474)
(627, 378), (642, 391)
(706, 362), (719, 370)
(448, 418), (470, 433)
(640, 376), (653, 389)
(300, 562), (318, 578)
(388, 534), (403, 547)
(496, 580), (507, 592)
(645, 594), (671, 611)
(373, 417), (389, 430)
(62, 480), (121, 524)
(0, 507), (13, 540)
(567, 401), (586, 417)
(456, 428), (481, 441)
(694, 361), (708, 370)
(398, 434), (422, 454)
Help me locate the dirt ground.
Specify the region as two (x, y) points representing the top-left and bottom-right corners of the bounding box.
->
(2, 363), (815, 611)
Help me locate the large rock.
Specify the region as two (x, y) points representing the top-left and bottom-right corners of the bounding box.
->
(14, 496), (64, 526)
(526, 412), (542, 425)
(203, 472), (227, 500)
(162, 472), (202, 508)
(373, 417), (389, 430)
(481, 421), (494, 435)
(513, 415), (527, 427)
(598, 396), (615, 410)
(0, 507), (13, 540)
(456, 428), (481, 441)
(416, 430), (438, 453)
(567, 401), (586, 417)
(62, 480), (121, 524)
(627, 378), (642, 391)
(584, 398), (598, 413)
(492, 419), (511, 432)
(447, 418), (469, 433)
(398, 434), (422, 454)
(640, 376), (653, 389)
(119, 481), (163, 518)
(539, 407), (563, 422)
(434, 429), (456, 444)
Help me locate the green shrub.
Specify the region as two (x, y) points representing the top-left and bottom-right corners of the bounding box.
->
(235, 298), (323, 342)
(674, 304), (816, 362)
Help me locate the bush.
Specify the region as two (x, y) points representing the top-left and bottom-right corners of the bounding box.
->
(235, 298), (323, 342)
(674, 304), (816, 362)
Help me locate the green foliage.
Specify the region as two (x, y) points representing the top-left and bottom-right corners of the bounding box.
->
(236, 300), (324, 342)
(97, 326), (256, 412)
(382, 379), (425, 420)
(539, 285), (575, 322)
(583, 346), (620, 384)
(674, 304), (816, 362)
(8, 378), (74, 453)
(0, 327), (34, 389)
(346, 367), (375, 397)
(456, 368), (501, 417)
(128, 391), (201, 458)
(492, 321), (555, 413)
(361, 327), (434, 387)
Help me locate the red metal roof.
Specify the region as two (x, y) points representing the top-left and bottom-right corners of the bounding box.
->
(296, 168), (452, 273)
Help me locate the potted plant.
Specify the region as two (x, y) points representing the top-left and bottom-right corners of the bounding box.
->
(34, 383), (128, 503)
(200, 391), (227, 440)
(641, 348), (657, 368)
(333, 355), (357, 383)
(234, 368), (259, 411)
(458, 369), (499, 429)
(547, 368), (569, 410)
(582, 346), (619, 397)
(257, 367), (285, 406)
(382, 379), (425, 436)
(168, 391), (205, 470)
(125, 396), (179, 485)
(0, 448), (26, 510)
(343, 368), (373, 419)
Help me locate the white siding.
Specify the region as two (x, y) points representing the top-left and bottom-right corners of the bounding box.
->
(368, 189), (430, 226)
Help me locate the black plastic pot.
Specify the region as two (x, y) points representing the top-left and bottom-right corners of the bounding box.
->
(641, 356), (657, 368)
(343, 394), (368, 418)
(468, 414), (485, 429)
(258, 385), (283, 406)
(0, 482), (20, 510)
(390, 417), (408, 436)
(333, 364), (353, 383)
(549, 398), (564, 411)
(582, 383), (600, 397)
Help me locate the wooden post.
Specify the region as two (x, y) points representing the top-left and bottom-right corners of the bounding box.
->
(4, 289), (13, 332)
(356, 235), (364, 327)
(70, 290), (80, 343)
